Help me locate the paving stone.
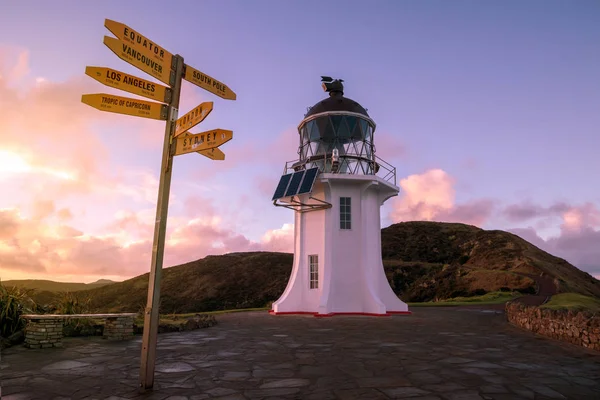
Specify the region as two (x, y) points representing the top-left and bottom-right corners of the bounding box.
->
(259, 378), (311, 388)
(479, 385), (507, 394)
(358, 376), (412, 388)
(522, 384), (566, 399)
(407, 371), (443, 385)
(252, 368), (295, 378)
(441, 390), (483, 400)
(334, 388), (389, 399)
(244, 388), (301, 398)
(1, 308), (599, 399)
(41, 360), (91, 370)
(380, 386), (432, 398)
(205, 387), (238, 396)
(439, 357), (476, 364)
(338, 362), (373, 378)
(422, 383), (465, 392)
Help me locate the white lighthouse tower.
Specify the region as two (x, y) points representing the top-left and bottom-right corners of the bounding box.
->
(270, 77), (409, 316)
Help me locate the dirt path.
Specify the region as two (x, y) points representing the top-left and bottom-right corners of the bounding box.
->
(512, 272), (558, 306)
(456, 271), (559, 311)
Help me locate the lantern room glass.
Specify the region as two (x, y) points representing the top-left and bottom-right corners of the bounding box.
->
(298, 114), (375, 175)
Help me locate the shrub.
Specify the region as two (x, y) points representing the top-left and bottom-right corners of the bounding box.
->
(0, 283), (37, 338)
(53, 292), (94, 336)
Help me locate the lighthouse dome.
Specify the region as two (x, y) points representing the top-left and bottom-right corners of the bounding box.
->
(305, 91), (369, 118)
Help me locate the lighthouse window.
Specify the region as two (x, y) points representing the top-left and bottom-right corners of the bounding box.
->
(340, 197), (352, 229)
(309, 255), (319, 289)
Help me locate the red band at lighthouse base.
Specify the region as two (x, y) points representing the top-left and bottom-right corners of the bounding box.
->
(269, 310), (412, 317)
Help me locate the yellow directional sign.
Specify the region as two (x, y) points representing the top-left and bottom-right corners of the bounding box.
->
(198, 147), (225, 160)
(105, 19), (173, 68)
(81, 93), (168, 120)
(85, 66), (171, 103)
(175, 129), (233, 156)
(183, 64), (236, 100)
(174, 102), (213, 137)
(104, 36), (172, 86)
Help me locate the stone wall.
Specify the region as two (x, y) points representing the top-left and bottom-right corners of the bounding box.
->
(24, 319), (64, 349)
(505, 301), (600, 351)
(103, 316), (134, 340)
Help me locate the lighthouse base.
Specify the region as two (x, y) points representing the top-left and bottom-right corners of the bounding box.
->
(270, 174), (410, 318)
(269, 310), (412, 317)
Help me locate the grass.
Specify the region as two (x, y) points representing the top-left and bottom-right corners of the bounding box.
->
(541, 293), (600, 313)
(408, 291), (522, 307)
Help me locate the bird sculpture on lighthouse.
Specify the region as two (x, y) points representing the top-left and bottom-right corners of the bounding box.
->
(270, 77), (410, 316)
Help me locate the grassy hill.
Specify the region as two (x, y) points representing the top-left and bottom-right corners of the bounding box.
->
(2, 279), (116, 293)
(74, 222), (600, 314)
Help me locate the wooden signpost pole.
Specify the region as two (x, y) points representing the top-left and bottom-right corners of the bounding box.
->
(139, 54), (184, 390)
(82, 18), (237, 391)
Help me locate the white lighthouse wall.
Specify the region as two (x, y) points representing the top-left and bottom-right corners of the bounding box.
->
(271, 184), (326, 313)
(325, 181), (367, 313)
(363, 185), (409, 313)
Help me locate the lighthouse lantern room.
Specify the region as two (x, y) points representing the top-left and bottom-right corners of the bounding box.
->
(270, 77), (409, 316)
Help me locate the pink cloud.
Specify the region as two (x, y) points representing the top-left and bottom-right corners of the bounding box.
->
(260, 223), (294, 253)
(509, 202), (600, 278)
(389, 168), (494, 226)
(390, 169), (455, 221)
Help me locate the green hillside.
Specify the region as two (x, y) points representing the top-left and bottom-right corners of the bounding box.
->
(73, 222), (600, 314)
(2, 279), (116, 293)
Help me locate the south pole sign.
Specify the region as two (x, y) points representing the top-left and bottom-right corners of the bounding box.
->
(81, 19), (236, 391)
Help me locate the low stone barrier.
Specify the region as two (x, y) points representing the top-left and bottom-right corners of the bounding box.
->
(505, 301), (599, 351)
(22, 313), (137, 349)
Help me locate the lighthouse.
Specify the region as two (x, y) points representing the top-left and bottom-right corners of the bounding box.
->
(270, 77), (409, 316)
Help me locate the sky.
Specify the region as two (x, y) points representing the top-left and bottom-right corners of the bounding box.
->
(1, 0), (599, 283)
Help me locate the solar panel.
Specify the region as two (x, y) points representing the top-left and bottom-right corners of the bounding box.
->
(284, 170), (305, 197)
(297, 167), (319, 195)
(272, 173), (293, 200)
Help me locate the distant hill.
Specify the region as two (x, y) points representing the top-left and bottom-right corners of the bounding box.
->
(76, 222), (600, 314)
(2, 279), (116, 293)
(381, 222), (600, 301)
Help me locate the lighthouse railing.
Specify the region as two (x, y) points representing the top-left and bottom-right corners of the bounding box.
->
(283, 154), (396, 186)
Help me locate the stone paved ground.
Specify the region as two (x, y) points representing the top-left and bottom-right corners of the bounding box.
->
(1, 307), (599, 400)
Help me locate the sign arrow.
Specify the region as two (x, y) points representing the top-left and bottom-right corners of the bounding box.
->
(197, 147), (225, 160)
(174, 102), (213, 137)
(81, 93), (168, 120)
(85, 66), (171, 103)
(183, 64), (236, 101)
(104, 36), (173, 86)
(105, 19), (174, 69)
(174, 129), (233, 156)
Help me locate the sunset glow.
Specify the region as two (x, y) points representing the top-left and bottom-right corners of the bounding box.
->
(1, 1), (599, 283)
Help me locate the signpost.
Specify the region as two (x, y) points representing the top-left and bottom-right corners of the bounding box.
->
(174, 101), (213, 137)
(174, 129), (233, 156)
(81, 18), (236, 391)
(85, 66), (171, 103)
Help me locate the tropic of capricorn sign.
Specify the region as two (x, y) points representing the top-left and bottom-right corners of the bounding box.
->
(81, 19), (236, 390)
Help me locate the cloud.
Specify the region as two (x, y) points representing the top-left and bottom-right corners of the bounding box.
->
(260, 223), (294, 253)
(390, 169), (455, 221)
(502, 201), (570, 222)
(389, 168), (495, 226)
(508, 202), (600, 277)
